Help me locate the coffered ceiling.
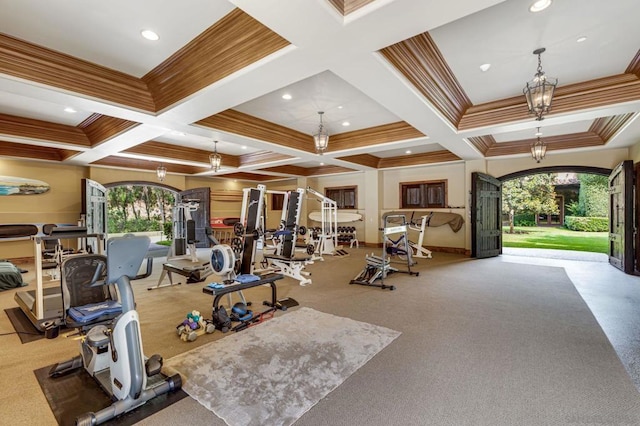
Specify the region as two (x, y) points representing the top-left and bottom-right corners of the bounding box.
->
(0, 0), (639, 182)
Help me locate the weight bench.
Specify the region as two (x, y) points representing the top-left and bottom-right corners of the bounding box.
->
(262, 254), (313, 286)
(153, 262), (211, 288)
(136, 242), (170, 280)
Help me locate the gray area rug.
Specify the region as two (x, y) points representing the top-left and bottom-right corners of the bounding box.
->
(164, 307), (400, 426)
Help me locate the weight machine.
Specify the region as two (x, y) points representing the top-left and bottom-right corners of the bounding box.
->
(259, 187), (314, 286)
(305, 187), (338, 260)
(350, 214), (419, 290)
(150, 200), (213, 290)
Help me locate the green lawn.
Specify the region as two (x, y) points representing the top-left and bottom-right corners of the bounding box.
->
(502, 226), (608, 253)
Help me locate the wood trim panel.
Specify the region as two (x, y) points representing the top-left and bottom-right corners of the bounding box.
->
(239, 151), (294, 167)
(380, 32), (472, 127)
(485, 132), (603, 157)
(459, 74), (640, 131)
(0, 113), (90, 146)
(467, 135), (495, 155)
(0, 34), (155, 112)
(327, 0), (376, 15)
(124, 141), (240, 168)
(0, 140), (75, 161)
(91, 156), (208, 175)
(337, 154), (380, 168)
(143, 9), (290, 112)
(259, 165), (310, 176)
(378, 150), (461, 168)
(197, 109), (314, 153)
(589, 113), (635, 142)
(329, 122), (424, 152)
(218, 172), (278, 182)
(211, 189), (244, 202)
(305, 165), (356, 176)
(626, 49), (640, 77)
(77, 114), (140, 147)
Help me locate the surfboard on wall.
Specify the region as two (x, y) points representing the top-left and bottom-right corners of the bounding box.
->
(0, 176), (50, 195)
(308, 211), (363, 223)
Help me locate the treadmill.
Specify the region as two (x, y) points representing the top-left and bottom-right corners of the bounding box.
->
(14, 227), (104, 331)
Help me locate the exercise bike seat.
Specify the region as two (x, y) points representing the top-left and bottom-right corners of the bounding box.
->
(85, 325), (110, 348)
(68, 300), (122, 324)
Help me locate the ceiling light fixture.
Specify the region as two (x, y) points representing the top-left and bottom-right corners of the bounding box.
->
(282, 94), (292, 100)
(479, 63), (491, 72)
(531, 127), (547, 163)
(523, 47), (557, 121)
(342, 121), (350, 127)
(405, 150), (412, 154)
(141, 29), (159, 41)
(64, 107), (76, 113)
(576, 36), (587, 43)
(209, 140), (222, 172)
(529, 0), (552, 13)
(156, 164), (167, 182)
(313, 111), (329, 155)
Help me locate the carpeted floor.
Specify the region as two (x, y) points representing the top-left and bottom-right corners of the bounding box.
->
(165, 307), (400, 426)
(2, 249), (640, 425)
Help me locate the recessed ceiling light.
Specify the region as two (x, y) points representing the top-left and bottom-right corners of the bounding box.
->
(64, 107), (76, 113)
(338, 106), (343, 109)
(241, 146), (247, 150)
(170, 131), (186, 136)
(141, 30), (159, 41)
(405, 150), (412, 154)
(479, 63), (491, 72)
(576, 36), (587, 43)
(342, 121), (350, 127)
(319, 162), (325, 166)
(282, 94), (292, 100)
(529, 0), (552, 12)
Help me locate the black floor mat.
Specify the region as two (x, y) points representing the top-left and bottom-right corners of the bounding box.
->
(278, 297), (300, 309)
(34, 365), (188, 426)
(4, 307), (44, 343)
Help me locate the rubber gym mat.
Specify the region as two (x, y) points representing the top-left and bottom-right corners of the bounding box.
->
(4, 307), (44, 344)
(278, 297), (300, 309)
(34, 364), (188, 426)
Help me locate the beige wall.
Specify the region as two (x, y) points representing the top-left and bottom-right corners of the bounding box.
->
(0, 159), (88, 259)
(2, 144), (640, 260)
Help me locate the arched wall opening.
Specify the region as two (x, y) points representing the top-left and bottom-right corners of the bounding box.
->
(103, 180), (179, 241)
(497, 165), (611, 255)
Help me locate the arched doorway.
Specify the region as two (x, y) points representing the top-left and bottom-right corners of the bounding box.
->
(104, 181), (179, 241)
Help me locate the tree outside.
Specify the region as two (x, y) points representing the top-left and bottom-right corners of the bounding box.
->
(502, 172), (609, 253)
(107, 185), (176, 235)
(502, 173), (558, 234)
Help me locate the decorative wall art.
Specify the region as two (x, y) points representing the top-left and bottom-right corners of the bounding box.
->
(0, 176), (50, 195)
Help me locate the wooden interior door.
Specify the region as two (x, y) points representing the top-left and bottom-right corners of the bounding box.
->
(471, 172), (502, 258)
(609, 160), (634, 273)
(179, 187), (211, 248)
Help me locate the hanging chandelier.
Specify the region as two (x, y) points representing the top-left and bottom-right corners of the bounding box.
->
(209, 140), (221, 172)
(531, 127), (547, 163)
(156, 164), (167, 182)
(523, 48), (557, 121)
(313, 111), (329, 155)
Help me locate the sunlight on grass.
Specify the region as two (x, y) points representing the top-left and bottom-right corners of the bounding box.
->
(502, 226), (607, 253)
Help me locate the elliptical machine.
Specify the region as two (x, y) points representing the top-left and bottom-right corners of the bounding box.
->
(49, 235), (182, 425)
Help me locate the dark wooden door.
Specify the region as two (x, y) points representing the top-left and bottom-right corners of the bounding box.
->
(471, 172), (502, 258)
(179, 187), (210, 248)
(609, 160), (633, 273)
